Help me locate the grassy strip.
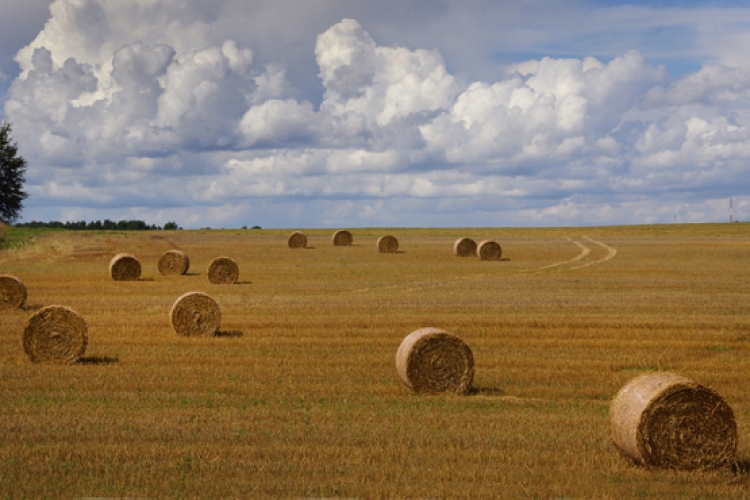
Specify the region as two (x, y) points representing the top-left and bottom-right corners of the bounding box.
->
(0, 226), (62, 251)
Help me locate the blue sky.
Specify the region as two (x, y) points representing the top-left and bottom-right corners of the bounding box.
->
(1, 0), (749, 228)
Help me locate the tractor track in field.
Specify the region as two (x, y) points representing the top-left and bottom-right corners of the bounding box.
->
(528, 235), (617, 273)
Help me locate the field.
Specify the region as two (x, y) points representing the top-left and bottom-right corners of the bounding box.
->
(1, 223), (749, 498)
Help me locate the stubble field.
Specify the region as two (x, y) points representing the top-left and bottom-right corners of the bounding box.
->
(1, 223), (749, 498)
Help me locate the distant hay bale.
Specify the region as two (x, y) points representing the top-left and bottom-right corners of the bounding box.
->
(158, 249), (190, 276)
(0, 274), (27, 309)
(288, 231), (308, 248)
(377, 235), (399, 253)
(207, 256), (239, 284)
(169, 292), (221, 337)
(109, 253), (142, 281)
(23, 305), (88, 364)
(610, 372), (737, 470)
(395, 327), (474, 394)
(476, 240), (502, 261)
(453, 238), (477, 257)
(332, 230), (353, 246)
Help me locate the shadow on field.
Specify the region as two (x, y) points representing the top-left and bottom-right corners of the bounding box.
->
(215, 330), (243, 338)
(22, 303), (45, 312)
(184, 272), (200, 276)
(235, 281), (253, 285)
(471, 387), (506, 396)
(138, 277), (155, 282)
(77, 355), (119, 365)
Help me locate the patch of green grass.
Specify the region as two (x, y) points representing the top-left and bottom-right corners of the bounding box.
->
(0, 226), (62, 250)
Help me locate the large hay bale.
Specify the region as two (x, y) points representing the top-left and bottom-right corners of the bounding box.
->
(332, 230), (353, 246)
(453, 238), (477, 257)
(23, 305), (88, 364)
(377, 235), (399, 253)
(0, 274), (27, 309)
(476, 240), (502, 260)
(395, 327), (474, 394)
(109, 253), (142, 281)
(158, 249), (190, 276)
(288, 231), (308, 248)
(169, 292), (221, 337)
(208, 256), (239, 284)
(610, 372), (737, 470)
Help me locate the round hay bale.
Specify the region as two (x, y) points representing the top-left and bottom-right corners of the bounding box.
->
(610, 372), (737, 470)
(476, 240), (502, 261)
(207, 256), (239, 284)
(169, 292), (221, 337)
(377, 235), (399, 253)
(453, 238), (477, 257)
(158, 249), (190, 276)
(0, 274), (27, 309)
(395, 327), (474, 394)
(109, 253), (142, 281)
(288, 231), (307, 248)
(22, 305), (88, 364)
(332, 230), (353, 246)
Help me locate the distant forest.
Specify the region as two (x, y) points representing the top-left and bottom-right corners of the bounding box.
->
(14, 220), (181, 231)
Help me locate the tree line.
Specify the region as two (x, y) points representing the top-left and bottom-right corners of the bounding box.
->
(15, 220), (181, 231)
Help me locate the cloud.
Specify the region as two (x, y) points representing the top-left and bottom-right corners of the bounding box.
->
(4, 2), (750, 228)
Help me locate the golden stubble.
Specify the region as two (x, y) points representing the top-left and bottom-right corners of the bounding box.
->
(1, 224), (749, 498)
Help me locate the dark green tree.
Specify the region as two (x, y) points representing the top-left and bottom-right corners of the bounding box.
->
(0, 123), (28, 224)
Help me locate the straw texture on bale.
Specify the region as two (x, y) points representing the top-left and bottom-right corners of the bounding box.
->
(396, 327), (474, 394)
(109, 253), (142, 281)
(0, 274), (27, 309)
(610, 372), (737, 470)
(158, 249), (190, 276)
(453, 238), (477, 257)
(169, 292), (221, 337)
(207, 256), (239, 284)
(332, 230), (353, 246)
(377, 235), (399, 253)
(23, 306), (88, 364)
(288, 231), (308, 248)
(476, 240), (502, 260)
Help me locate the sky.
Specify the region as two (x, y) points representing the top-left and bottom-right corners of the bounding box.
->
(1, 0), (749, 229)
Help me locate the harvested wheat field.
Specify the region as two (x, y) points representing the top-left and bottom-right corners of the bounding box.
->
(1, 224), (750, 498)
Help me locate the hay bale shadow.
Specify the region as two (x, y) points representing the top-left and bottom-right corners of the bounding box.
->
(215, 330), (243, 338)
(184, 272), (200, 276)
(304, 246), (316, 250)
(732, 458), (750, 475)
(138, 277), (155, 282)
(500, 258), (511, 261)
(77, 355), (119, 365)
(22, 303), (45, 312)
(235, 280), (253, 285)
(471, 387), (505, 396)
